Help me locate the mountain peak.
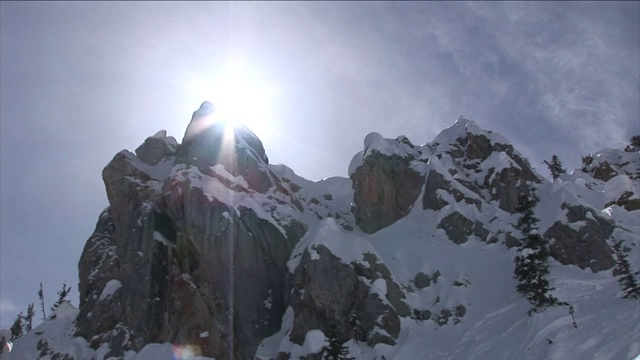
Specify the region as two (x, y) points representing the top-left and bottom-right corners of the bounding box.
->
(193, 101), (217, 118)
(9, 106), (638, 360)
(433, 116), (509, 149)
(174, 102), (271, 192)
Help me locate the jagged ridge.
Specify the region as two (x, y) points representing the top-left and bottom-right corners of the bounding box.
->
(4, 105), (639, 360)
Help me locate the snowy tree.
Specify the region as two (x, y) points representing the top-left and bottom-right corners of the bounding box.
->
(611, 241), (640, 299)
(23, 303), (35, 333)
(543, 155), (566, 181)
(10, 312), (23, 341)
(348, 308), (361, 343)
(50, 282), (72, 314)
(513, 186), (566, 315)
(323, 322), (355, 360)
(624, 135), (640, 152)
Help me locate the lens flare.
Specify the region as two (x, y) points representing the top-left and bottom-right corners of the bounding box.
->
(172, 344), (201, 359)
(186, 57), (277, 136)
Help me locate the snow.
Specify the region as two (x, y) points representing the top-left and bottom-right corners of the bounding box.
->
(7, 117), (640, 360)
(274, 131), (640, 359)
(2, 302), (215, 360)
(127, 343), (212, 360)
(362, 133), (420, 161)
(302, 329), (327, 355)
(153, 231), (175, 248)
(264, 289), (273, 310)
(4, 302), (88, 360)
(98, 279), (121, 301)
(168, 164), (290, 235)
(349, 132), (423, 177)
(604, 174), (639, 205)
(369, 278), (388, 299)
(121, 150), (175, 181)
(433, 116), (510, 149)
(287, 218), (382, 273)
(480, 151), (521, 175)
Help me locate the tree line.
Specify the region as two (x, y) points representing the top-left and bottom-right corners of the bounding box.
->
(9, 282), (71, 342)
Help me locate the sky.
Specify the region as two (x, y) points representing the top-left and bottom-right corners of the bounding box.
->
(0, 1), (638, 329)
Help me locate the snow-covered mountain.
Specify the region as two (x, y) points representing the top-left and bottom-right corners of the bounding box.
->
(3, 103), (639, 360)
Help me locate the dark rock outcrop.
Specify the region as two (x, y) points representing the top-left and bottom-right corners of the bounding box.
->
(351, 150), (424, 234)
(582, 148), (640, 181)
(436, 212), (493, 244)
(135, 130), (178, 166)
(75, 102), (308, 360)
(176, 102), (272, 193)
(286, 246), (406, 350)
(544, 204), (615, 272)
(439, 131), (541, 213)
(605, 191), (640, 211)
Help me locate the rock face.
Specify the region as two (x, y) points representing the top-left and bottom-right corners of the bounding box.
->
(350, 119), (542, 235)
(75, 102), (307, 359)
(349, 118), (615, 268)
(582, 147), (640, 181)
(545, 204), (616, 272)
(286, 246), (406, 349)
(350, 150), (425, 234)
(65, 110), (634, 360)
(430, 122), (541, 214)
(175, 102), (273, 193)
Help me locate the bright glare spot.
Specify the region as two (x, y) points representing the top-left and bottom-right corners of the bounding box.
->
(187, 57), (277, 135)
(172, 344), (201, 359)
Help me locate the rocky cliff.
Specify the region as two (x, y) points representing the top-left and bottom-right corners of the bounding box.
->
(6, 105), (639, 360)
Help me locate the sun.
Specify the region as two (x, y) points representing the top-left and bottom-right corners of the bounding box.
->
(186, 58), (276, 134)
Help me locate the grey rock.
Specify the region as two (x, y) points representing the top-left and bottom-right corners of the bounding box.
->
(444, 133), (542, 213)
(437, 212), (491, 244)
(422, 170), (481, 211)
(414, 272), (432, 289)
(75, 107), (308, 359)
(413, 270), (441, 289)
(413, 309), (431, 321)
(592, 161), (619, 182)
(545, 204), (615, 272)
(504, 232), (523, 248)
(134, 131), (177, 165)
(176, 103), (272, 193)
(288, 245), (404, 348)
(605, 191), (640, 211)
(351, 151), (425, 234)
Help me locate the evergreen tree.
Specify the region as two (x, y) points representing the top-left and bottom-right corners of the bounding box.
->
(513, 186), (565, 315)
(51, 282), (71, 312)
(543, 155), (566, 181)
(348, 309), (361, 343)
(611, 241), (640, 299)
(38, 282), (46, 321)
(10, 312), (24, 341)
(624, 135), (640, 152)
(323, 322), (355, 360)
(23, 303), (35, 333)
